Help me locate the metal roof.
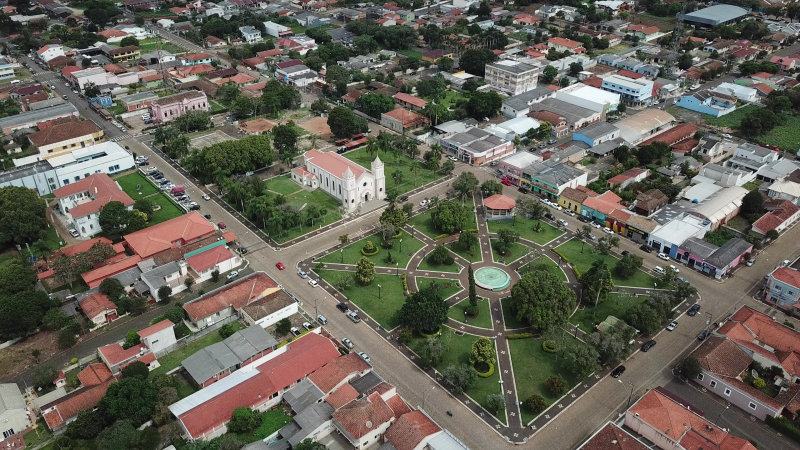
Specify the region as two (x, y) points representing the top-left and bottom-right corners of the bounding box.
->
(706, 237), (752, 268)
(681, 5), (748, 26)
(679, 237), (719, 260)
(575, 121), (618, 140)
(181, 326), (277, 384)
(282, 379), (324, 413)
(0, 103), (77, 130)
(286, 403), (335, 446)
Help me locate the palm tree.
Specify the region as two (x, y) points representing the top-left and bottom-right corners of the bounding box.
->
(384, 189), (399, 210)
(365, 137), (379, 158)
(378, 132), (393, 155)
(31, 240), (51, 265)
(409, 161), (421, 186)
(392, 169), (404, 186)
(429, 143), (443, 161)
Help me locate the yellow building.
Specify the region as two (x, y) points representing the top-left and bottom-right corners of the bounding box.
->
(557, 186), (593, 213)
(421, 49), (453, 63)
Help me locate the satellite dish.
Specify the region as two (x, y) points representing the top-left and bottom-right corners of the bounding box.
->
(365, 421), (373, 429)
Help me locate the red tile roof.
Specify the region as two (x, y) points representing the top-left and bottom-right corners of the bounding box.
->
(580, 423), (647, 450)
(548, 37), (581, 49)
(617, 70), (643, 79)
(29, 119), (101, 148)
(77, 364), (113, 387)
(61, 237), (114, 257)
(304, 149), (368, 180)
(690, 336), (750, 377)
(383, 107), (427, 128)
(181, 52), (212, 62)
(753, 201), (799, 233)
(183, 272), (279, 321)
(639, 123), (698, 147)
(178, 333), (339, 439)
(81, 255), (143, 288)
(772, 267), (800, 289)
(309, 352), (371, 393)
(137, 319), (175, 338)
(78, 293), (116, 319)
(723, 306), (800, 378)
(393, 92), (428, 108)
(749, 83), (773, 95)
(484, 194), (516, 210)
(53, 174), (133, 219)
(257, 49), (283, 58)
(607, 168), (648, 184)
(185, 245), (237, 273)
(332, 392), (396, 439)
(98, 342), (149, 366)
(43, 379), (115, 430)
(751, 72), (774, 79)
(124, 212), (216, 258)
(325, 383), (359, 409)
(384, 411), (441, 450)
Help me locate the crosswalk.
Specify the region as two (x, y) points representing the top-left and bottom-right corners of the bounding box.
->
(109, 134), (133, 142)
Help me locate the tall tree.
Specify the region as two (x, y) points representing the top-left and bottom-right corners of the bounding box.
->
(0, 186), (48, 245)
(509, 270), (576, 330)
(453, 172), (479, 204)
(468, 265), (478, 307)
(398, 286), (449, 334)
(98, 201), (131, 234)
(97, 377), (157, 426)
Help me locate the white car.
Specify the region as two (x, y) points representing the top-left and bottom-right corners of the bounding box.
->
(308, 279), (318, 287)
(226, 270), (239, 280)
(342, 338), (354, 349)
(298, 270), (308, 279)
(65, 82), (70, 86)
(551, 204), (562, 211)
(448, 156), (457, 162)
(657, 252), (670, 261)
(669, 265), (680, 273)
(540, 197), (550, 205)
(602, 227), (613, 234)
(420, 199), (429, 207)
(666, 321), (678, 331)
(202, 194), (211, 201)
(591, 222), (601, 229)
(722, 133), (732, 138)
(654, 266), (665, 275)
(358, 352), (371, 364)
(68, 228), (80, 238)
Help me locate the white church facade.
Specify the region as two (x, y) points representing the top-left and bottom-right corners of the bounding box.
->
(291, 149), (386, 212)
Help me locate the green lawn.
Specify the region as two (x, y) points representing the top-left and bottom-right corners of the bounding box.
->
(267, 188), (343, 243)
(417, 252), (461, 273)
(116, 172), (158, 200)
(150, 322), (244, 377)
(501, 297), (528, 330)
(555, 239), (658, 288)
(398, 49), (423, 59)
(346, 147), (443, 196)
(36, 224), (65, 253)
(149, 193), (185, 225)
(570, 292), (647, 333)
(408, 197), (476, 239)
(509, 31), (530, 41)
(756, 114), (800, 153)
(318, 232), (424, 268)
(138, 37), (185, 54)
(595, 42), (631, 55)
(318, 270), (405, 329)
(209, 100), (227, 114)
(743, 180), (762, 191)
(137, 10), (177, 18)
(228, 408), (292, 444)
(416, 276), (462, 300)
(490, 239), (529, 264)
(23, 422), (52, 448)
(518, 256), (567, 282)
(487, 217), (563, 245)
(448, 298), (492, 329)
(410, 328), (503, 421)
(509, 334), (584, 424)
(706, 104), (757, 129)
(447, 240), (482, 263)
(264, 174), (302, 195)
(427, 90), (467, 110)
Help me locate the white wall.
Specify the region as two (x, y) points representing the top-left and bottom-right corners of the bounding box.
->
(254, 302), (298, 329)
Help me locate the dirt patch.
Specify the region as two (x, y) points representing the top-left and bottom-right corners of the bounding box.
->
(298, 116), (332, 139)
(0, 331), (61, 380)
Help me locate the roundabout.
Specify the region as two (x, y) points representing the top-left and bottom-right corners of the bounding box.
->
(474, 266), (511, 291)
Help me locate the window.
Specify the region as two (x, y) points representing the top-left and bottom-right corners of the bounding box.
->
(697, 374), (704, 381)
(724, 388), (731, 396)
(74, 176), (80, 182)
(748, 402), (757, 410)
(63, 179), (70, 185)
(710, 381), (717, 388)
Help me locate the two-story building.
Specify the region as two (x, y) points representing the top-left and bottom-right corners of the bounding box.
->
(107, 46), (141, 63)
(239, 26), (262, 43)
(726, 142), (780, 173)
(439, 127), (515, 166)
(28, 117), (104, 159)
(601, 74), (654, 105)
(53, 173), (134, 237)
(150, 91), (209, 122)
(264, 21), (292, 38)
(520, 159), (588, 200)
(675, 90), (737, 117)
(137, 319), (177, 356)
(497, 152), (543, 187)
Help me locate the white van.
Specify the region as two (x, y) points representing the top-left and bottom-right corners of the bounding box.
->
(654, 266), (665, 275)
(9, 80), (20, 85)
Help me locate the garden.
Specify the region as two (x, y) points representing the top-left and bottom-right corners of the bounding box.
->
(490, 239), (530, 264)
(517, 256), (567, 282)
(486, 216), (563, 246)
(115, 172), (158, 200)
(114, 172), (184, 226)
(318, 232), (425, 268)
(569, 292), (648, 333)
(408, 197), (476, 239)
(317, 270), (406, 329)
(554, 239), (658, 288)
(260, 175), (344, 243)
(448, 298), (492, 329)
(345, 147), (444, 196)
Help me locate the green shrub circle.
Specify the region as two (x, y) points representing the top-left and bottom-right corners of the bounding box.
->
(474, 362), (495, 378)
(419, 327), (441, 338)
(542, 340), (558, 353)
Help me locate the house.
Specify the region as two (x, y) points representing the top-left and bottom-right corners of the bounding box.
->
(331, 392), (401, 448)
(439, 126), (515, 166)
(751, 200), (800, 239)
(97, 342), (153, 375)
(292, 149), (385, 212)
(41, 369), (115, 432)
(547, 37), (584, 53)
(572, 122), (620, 147)
(625, 389), (757, 450)
(169, 332), (340, 441)
(327, 28), (355, 46)
(239, 26), (261, 44)
(393, 93), (427, 111)
(180, 53), (213, 66)
(184, 242), (242, 283)
(713, 82), (757, 102)
(124, 212), (217, 259)
(770, 55), (796, 71)
(607, 168), (649, 189)
(37, 44), (65, 62)
(137, 319), (176, 356)
(500, 86), (556, 118)
(79, 293), (117, 327)
(0, 384), (28, 440)
(53, 173), (134, 238)
(107, 46), (140, 63)
(151, 91), (209, 123)
(765, 267), (800, 313)
(675, 90), (737, 117)
(183, 272), (281, 329)
(381, 108), (429, 134)
(0, 57), (14, 80)
(579, 422), (648, 450)
(726, 142), (779, 173)
(28, 117), (104, 160)
(767, 180), (800, 205)
(521, 159), (588, 200)
(696, 136), (736, 163)
(182, 326), (278, 388)
(528, 110), (569, 137)
(557, 186), (596, 214)
(627, 24), (662, 42)
(275, 63), (319, 87)
(205, 36), (226, 48)
(421, 49), (452, 63)
(580, 191), (629, 230)
(634, 189), (668, 216)
(240, 289), (298, 329)
(275, 35), (318, 55)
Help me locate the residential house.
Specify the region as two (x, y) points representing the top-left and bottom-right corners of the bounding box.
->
(106, 46), (140, 63)
(0, 384), (28, 440)
(676, 90), (737, 117)
(713, 82), (757, 102)
(393, 92), (427, 111)
(53, 173), (134, 238)
(123, 211), (217, 259)
(184, 243), (242, 283)
(578, 422), (648, 450)
(37, 44), (65, 62)
(765, 267), (800, 313)
(381, 108), (429, 134)
(97, 341), (153, 375)
(627, 24), (662, 42)
(240, 288), (298, 329)
(726, 143), (779, 173)
(547, 37), (584, 53)
(205, 36), (226, 48)
(697, 136), (736, 163)
(275, 36), (318, 55)
(28, 117), (104, 159)
(528, 110), (569, 137)
(41, 367), (115, 432)
(151, 91), (209, 123)
(239, 26), (262, 44)
(607, 168), (649, 189)
(180, 53), (213, 66)
(767, 180), (800, 205)
(634, 189), (668, 216)
(183, 272), (282, 329)
(751, 200), (800, 239)
(0, 57), (14, 80)
(78, 293), (118, 327)
(770, 55), (795, 71)
(421, 49), (452, 64)
(137, 319), (176, 356)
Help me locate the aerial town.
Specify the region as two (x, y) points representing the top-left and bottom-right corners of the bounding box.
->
(1, 0), (800, 449)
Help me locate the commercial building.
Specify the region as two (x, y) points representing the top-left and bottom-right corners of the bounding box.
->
(520, 159), (588, 199)
(0, 384), (28, 441)
(601, 74), (654, 105)
(0, 57), (14, 80)
(497, 152), (543, 186)
(675, 90), (737, 117)
(528, 98), (600, 132)
(293, 149), (385, 212)
(439, 127), (515, 165)
(679, 5), (749, 28)
(484, 60), (540, 96)
(484, 117), (540, 141)
(572, 122), (620, 147)
(500, 86), (556, 118)
(555, 84), (620, 118)
(614, 109), (676, 145)
(28, 117), (104, 160)
(151, 91), (209, 122)
(0, 103), (79, 134)
(713, 82), (758, 102)
(264, 21), (292, 38)
(557, 186), (596, 214)
(647, 213), (711, 257)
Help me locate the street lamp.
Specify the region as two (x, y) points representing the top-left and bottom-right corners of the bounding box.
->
(619, 379), (634, 409)
(715, 402), (730, 425)
(340, 248), (343, 263)
(399, 239), (403, 253)
(396, 262), (399, 276)
(421, 386), (436, 410)
(464, 309), (467, 323)
(378, 284), (382, 299)
(410, 225), (415, 239)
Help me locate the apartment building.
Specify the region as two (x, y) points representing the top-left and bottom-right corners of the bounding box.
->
(485, 60), (539, 96)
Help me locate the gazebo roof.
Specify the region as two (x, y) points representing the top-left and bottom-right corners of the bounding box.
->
(484, 194), (516, 210)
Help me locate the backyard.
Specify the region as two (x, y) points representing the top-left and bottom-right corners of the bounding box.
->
(149, 193), (185, 225)
(408, 328), (504, 422)
(408, 197), (476, 239)
(345, 147), (444, 196)
(509, 334), (583, 424)
(115, 172), (158, 200)
(317, 270), (405, 329)
(318, 232), (425, 268)
(149, 322), (244, 377)
(487, 216), (563, 245)
(227, 408), (292, 444)
(554, 239), (658, 288)
(569, 292), (648, 333)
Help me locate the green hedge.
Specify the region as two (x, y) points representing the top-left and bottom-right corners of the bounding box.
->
(506, 333), (533, 339)
(392, 231), (403, 239)
(434, 234), (449, 240)
(420, 327), (441, 338)
(552, 249), (569, 263)
(572, 264), (581, 279)
(475, 362), (495, 378)
(463, 228), (478, 233)
(361, 247), (380, 256)
(542, 340), (558, 353)
(766, 416), (800, 443)
(401, 272), (408, 292)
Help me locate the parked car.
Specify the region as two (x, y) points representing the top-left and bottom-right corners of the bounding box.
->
(226, 270), (239, 280)
(746, 259), (755, 266)
(611, 365), (626, 378)
(342, 338), (354, 348)
(621, 250), (629, 256)
(669, 265), (680, 273)
(218, 222), (226, 229)
(578, 215), (590, 223)
(602, 227), (613, 234)
(238, 247), (247, 254)
(641, 340), (656, 352)
(202, 194), (211, 201)
(547, 139), (557, 144)
(290, 327), (301, 337)
(346, 311), (361, 323)
(336, 303), (349, 312)
(654, 266), (665, 275)
(358, 352), (371, 364)
(687, 304), (701, 316)
(639, 245), (653, 253)
(188, 203), (200, 211)
(302, 322), (313, 331)
(398, 195), (409, 202)
(697, 329), (709, 340)
(564, 210), (576, 217)
(666, 321), (678, 331)
(420, 199), (429, 207)
(501, 179), (512, 186)
(551, 204), (562, 211)
(591, 222), (601, 229)
(587, 233), (596, 241)
(448, 156), (458, 162)
(308, 279), (318, 287)
(69, 228), (80, 238)
(298, 270), (308, 279)
(657, 252), (670, 261)
(275, 262), (285, 270)
(317, 314), (328, 325)
(557, 219), (568, 227)
(545, 213), (555, 220)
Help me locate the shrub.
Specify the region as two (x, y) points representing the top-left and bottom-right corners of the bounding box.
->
(397, 328), (412, 344)
(572, 265), (581, 279)
(464, 304), (479, 316)
(392, 231), (403, 239)
(420, 327), (441, 338)
(551, 249), (569, 263)
(401, 272), (408, 291)
(524, 394), (548, 415)
(542, 340), (558, 353)
(765, 416), (800, 444)
(275, 318), (292, 336)
(218, 323), (237, 339)
(434, 234), (449, 240)
(506, 333), (533, 339)
(546, 375), (569, 396)
(361, 240), (379, 256)
(753, 378), (766, 389)
(70, 358), (78, 364)
(474, 362), (494, 378)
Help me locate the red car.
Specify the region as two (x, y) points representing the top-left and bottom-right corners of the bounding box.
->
(276, 262), (285, 270)
(501, 179), (512, 186)
(217, 222), (226, 229)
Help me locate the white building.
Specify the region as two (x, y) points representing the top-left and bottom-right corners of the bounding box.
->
(36, 44), (65, 62)
(0, 57), (15, 80)
(726, 142), (780, 173)
(53, 173), (134, 237)
(184, 244), (242, 283)
(500, 86), (556, 118)
(484, 60), (540, 96)
(137, 319), (177, 357)
(0, 384), (28, 443)
(647, 213), (711, 257)
(292, 150), (385, 213)
(239, 26), (262, 43)
(614, 109), (675, 145)
(69, 67), (139, 90)
(264, 21), (292, 38)
(601, 74), (654, 105)
(485, 117), (541, 141)
(556, 83), (620, 118)
(713, 82), (758, 102)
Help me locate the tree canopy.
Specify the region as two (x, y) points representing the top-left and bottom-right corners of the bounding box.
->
(186, 135), (274, 182)
(0, 186), (48, 245)
(398, 284), (449, 334)
(97, 377), (157, 427)
(509, 269), (576, 330)
(327, 106), (368, 138)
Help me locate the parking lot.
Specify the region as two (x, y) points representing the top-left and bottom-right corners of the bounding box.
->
(189, 130), (236, 149)
(140, 163), (203, 214)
